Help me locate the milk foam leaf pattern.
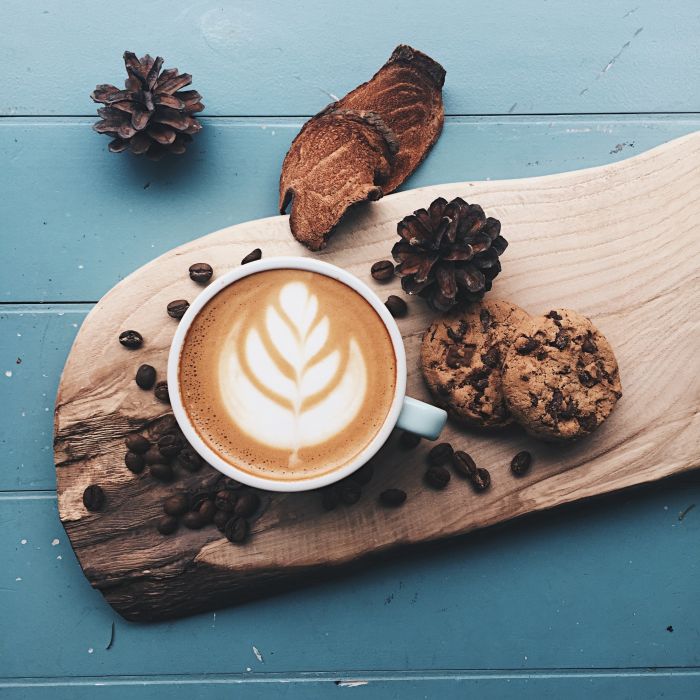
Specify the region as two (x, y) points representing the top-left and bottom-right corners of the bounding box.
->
(219, 282), (369, 458)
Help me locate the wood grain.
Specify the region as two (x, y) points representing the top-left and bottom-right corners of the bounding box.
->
(54, 131), (700, 621)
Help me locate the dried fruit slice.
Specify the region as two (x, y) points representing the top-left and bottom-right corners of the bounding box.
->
(336, 44), (445, 193)
(279, 109), (397, 250)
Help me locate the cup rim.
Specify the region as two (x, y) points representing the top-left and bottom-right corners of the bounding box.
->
(167, 256), (407, 492)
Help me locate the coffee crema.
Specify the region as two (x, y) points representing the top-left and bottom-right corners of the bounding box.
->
(179, 269), (397, 481)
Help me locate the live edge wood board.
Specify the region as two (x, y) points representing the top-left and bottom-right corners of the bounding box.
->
(54, 132), (700, 622)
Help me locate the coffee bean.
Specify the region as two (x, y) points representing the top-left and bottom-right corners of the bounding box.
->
(183, 511), (205, 530)
(124, 451), (145, 474)
(424, 465), (450, 489)
(177, 446), (202, 472)
(225, 517), (249, 543)
(163, 494), (189, 516)
(198, 499), (216, 524)
(321, 486), (341, 511)
(379, 489), (407, 507)
(427, 442), (454, 466)
(154, 381), (170, 403)
(82, 484), (105, 511)
(149, 463), (174, 482)
(144, 447), (162, 465)
(399, 430), (421, 449)
(234, 492), (260, 518)
(471, 467), (491, 492)
(350, 464), (374, 486)
(510, 450), (532, 477)
(119, 330), (143, 349)
(241, 248), (262, 265)
(214, 509), (230, 532)
(516, 337), (539, 355)
(371, 260), (395, 281)
(385, 295), (408, 318)
(135, 364), (156, 389)
(153, 414), (178, 437)
(167, 299), (189, 320)
(340, 482), (362, 505)
(189, 262), (213, 284)
(215, 489), (237, 512)
(452, 451), (477, 479)
(158, 433), (182, 459)
(221, 477), (244, 490)
(125, 434), (150, 454)
(157, 515), (178, 535)
(190, 490), (214, 510)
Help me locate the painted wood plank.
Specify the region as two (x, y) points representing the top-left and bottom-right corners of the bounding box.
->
(1, 481), (698, 678)
(0, 306), (89, 491)
(2, 672), (700, 700)
(2, 116), (700, 302)
(1, 1), (698, 116)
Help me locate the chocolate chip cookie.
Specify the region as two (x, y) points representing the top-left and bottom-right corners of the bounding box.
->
(502, 309), (622, 441)
(421, 300), (531, 427)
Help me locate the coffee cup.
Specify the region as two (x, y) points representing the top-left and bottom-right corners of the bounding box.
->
(168, 257), (447, 492)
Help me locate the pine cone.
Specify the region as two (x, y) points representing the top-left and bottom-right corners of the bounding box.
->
(91, 52), (204, 159)
(392, 197), (507, 312)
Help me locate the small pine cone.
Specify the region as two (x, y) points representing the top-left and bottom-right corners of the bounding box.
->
(91, 51), (204, 159)
(392, 197), (508, 312)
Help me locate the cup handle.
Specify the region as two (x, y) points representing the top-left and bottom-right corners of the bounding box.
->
(396, 396), (447, 441)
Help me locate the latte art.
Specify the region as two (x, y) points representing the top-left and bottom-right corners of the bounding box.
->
(220, 282), (367, 459)
(179, 269), (396, 481)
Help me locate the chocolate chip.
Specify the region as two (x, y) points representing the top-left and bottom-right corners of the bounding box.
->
(510, 451), (532, 476)
(446, 346), (463, 368)
(578, 370), (598, 388)
(424, 465), (450, 489)
(516, 337), (539, 355)
(577, 413), (598, 432)
(166, 299), (189, 319)
(528, 392), (539, 407)
(189, 262), (213, 284)
(370, 260), (395, 281)
(446, 326), (464, 342)
(379, 489), (407, 507)
(241, 248), (262, 265)
(119, 330), (143, 349)
(546, 310), (563, 321)
(581, 334), (598, 353)
(427, 442), (454, 466)
(481, 346), (500, 368)
(553, 330), (570, 350)
(385, 295), (408, 318)
(135, 364), (156, 389)
(479, 308), (491, 331)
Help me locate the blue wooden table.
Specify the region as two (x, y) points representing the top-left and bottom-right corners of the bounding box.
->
(1, 1), (699, 697)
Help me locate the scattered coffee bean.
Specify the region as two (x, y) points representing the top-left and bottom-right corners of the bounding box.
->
(82, 484), (105, 511)
(351, 464), (374, 486)
(135, 364), (156, 389)
(154, 381), (170, 403)
(398, 430), (421, 449)
(158, 434), (182, 459)
(452, 451), (477, 479)
(124, 451), (145, 474)
(385, 295), (408, 318)
(321, 486), (341, 511)
(157, 515), (178, 535)
(424, 465), (450, 489)
(149, 462), (174, 482)
(190, 490), (214, 510)
(214, 509), (230, 532)
(189, 262), (213, 284)
(234, 492), (260, 518)
(379, 489), (407, 507)
(510, 450), (532, 477)
(125, 434), (150, 454)
(167, 299), (190, 320)
(163, 494), (189, 516)
(215, 490), (237, 512)
(241, 248), (262, 265)
(119, 330), (143, 349)
(198, 499), (216, 524)
(182, 511), (205, 530)
(471, 467), (491, 492)
(340, 482), (362, 505)
(221, 477), (244, 490)
(225, 516), (249, 543)
(153, 414), (178, 437)
(427, 442), (454, 466)
(177, 446), (203, 472)
(371, 260), (395, 281)
(144, 447), (162, 465)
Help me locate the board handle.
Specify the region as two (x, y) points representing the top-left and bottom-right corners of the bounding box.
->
(396, 396), (447, 441)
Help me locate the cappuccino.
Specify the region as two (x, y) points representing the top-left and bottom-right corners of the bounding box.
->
(179, 269), (397, 481)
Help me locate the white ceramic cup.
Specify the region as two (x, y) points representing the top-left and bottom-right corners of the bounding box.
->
(168, 256), (447, 492)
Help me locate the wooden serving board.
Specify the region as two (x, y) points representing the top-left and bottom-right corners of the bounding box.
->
(55, 132), (700, 622)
